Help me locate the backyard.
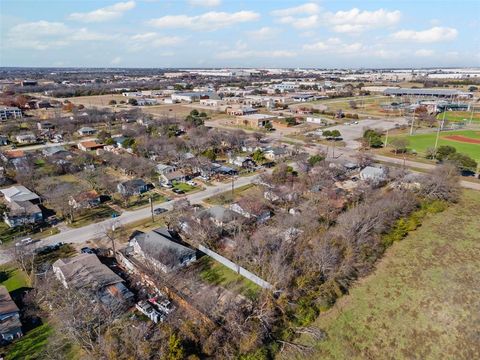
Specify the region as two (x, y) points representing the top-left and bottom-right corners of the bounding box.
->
(198, 256), (261, 301)
(283, 190), (480, 360)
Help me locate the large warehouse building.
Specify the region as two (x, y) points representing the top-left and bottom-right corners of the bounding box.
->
(384, 88), (473, 99)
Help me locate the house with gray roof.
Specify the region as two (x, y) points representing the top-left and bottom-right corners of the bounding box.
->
(129, 228), (196, 273)
(195, 205), (244, 228)
(359, 166), (387, 182)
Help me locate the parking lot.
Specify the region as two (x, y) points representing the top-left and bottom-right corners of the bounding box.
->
(327, 117), (409, 149)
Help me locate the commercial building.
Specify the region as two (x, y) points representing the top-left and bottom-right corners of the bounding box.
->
(384, 88), (473, 99)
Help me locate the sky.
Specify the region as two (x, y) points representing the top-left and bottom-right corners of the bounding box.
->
(0, 0), (479, 68)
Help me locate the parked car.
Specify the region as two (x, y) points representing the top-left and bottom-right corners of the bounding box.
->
(172, 188), (185, 194)
(81, 247), (96, 254)
(153, 207), (167, 215)
(15, 238), (34, 247)
(186, 180), (197, 186)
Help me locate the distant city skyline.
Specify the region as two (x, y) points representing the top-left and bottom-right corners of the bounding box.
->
(1, 0), (479, 68)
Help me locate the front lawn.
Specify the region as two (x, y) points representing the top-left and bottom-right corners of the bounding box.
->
(70, 205), (115, 228)
(172, 181), (197, 193)
(203, 184), (255, 205)
(0, 222), (60, 245)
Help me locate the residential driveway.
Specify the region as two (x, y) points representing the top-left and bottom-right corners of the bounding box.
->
(328, 117), (409, 149)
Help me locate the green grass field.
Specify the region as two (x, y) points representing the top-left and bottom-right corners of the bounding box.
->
(199, 257), (261, 301)
(69, 204), (115, 228)
(0, 266), (29, 292)
(436, 111), (480, 123)
(391, 130), (480, 162)
(5, 323), (53, 360)
(283, 190), (480, 360)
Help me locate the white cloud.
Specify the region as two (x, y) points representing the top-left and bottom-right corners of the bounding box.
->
(111, 56), (122, 65)
(303, 38), (363, 54)
(130, 32), (185, 47)
(415, 49), (435, 57)
(327, 8), (401, 33)
(392, 26), (458, 42)
(271, 3), (320, 17)
(69, 1), (135, 23)
(217, 48), (296, 59)
(148, 11), (259, 30)
(188, 0), (221, 7)
(247, 27), (279, 39)
(278, 15), (319, 29)
(6, 21), (112, 50)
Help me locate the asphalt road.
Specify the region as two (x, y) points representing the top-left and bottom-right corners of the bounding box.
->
(0, 173), (260, 264)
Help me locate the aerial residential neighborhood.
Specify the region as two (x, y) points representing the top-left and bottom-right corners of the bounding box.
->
(0, 0), (479, 359)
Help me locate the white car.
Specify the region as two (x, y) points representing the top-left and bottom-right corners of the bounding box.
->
(186, 181), (197, 186)
(15, 238), (34, 247)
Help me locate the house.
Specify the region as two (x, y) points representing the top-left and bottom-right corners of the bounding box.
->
(37, 121), (55, 131)
(0, 107), (22, 121)
(77, 127), (97, 136)
(226, 106), (257, 116)
(195, 205), (243, 228)
(1, 185), (40, 203)
(171, 91), (217, 103)
(156, 163), (177, 176)
(230, 200), (271, 223)
(236, 114), (275, 128)
(0, 135), (8, 146)
(0, 286), (22, 342)
(15, 133), (36, 144)
(42, 145), (69, 157)
(2, 200), (43, 228)
(291, 94), (316, 102)
(129, 227), (197, 273)
(359, 166), (386, 182)
(228, 156), (256, 169)
(68, 190), (102, 209)
(264, 147), (288, 161)
(78, 140), (104, 152)
(53, 254), (134, 310)
(117, 179), (149, 196)
(159, 170), (187, 186)
(211, 163), (238, 176)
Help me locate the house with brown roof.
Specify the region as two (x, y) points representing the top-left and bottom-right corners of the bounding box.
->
(0, 286), (22, 342)
(53, 254), (134, 310)
(78, 140), (104, 152)
(68, 190), (102, 209)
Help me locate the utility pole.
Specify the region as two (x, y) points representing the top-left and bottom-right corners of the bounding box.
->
(409, 111), (415, 135)
(231, 175), (235, 200)
(384, 128), (389, 148)
(149, 195), (154, 222)
(433, 111), (447, 158)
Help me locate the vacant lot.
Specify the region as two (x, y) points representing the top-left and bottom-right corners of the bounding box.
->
(390, 130), (480, 162)
(62, 94), (126, 107)
(283, 190), (480, 360)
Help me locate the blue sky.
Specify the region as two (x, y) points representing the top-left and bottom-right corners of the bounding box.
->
(1, 0), (479, 68)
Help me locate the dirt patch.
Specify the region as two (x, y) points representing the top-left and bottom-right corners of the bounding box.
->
(443, 135), (480, 144)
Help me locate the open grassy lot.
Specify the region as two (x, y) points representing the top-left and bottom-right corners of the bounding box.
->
(284, 190), (480, 360)
(142, 104), (196, 118)
(203, 184), (255, 205)
(390, 130), (480, 162)
(69, 204), (115, 228)
(5, 323), (53, 360)
(62, 94), (126, 107)
(0, 266), (29, 292)
(436, 111), (480, 123)
(199, 256), (261, 301)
